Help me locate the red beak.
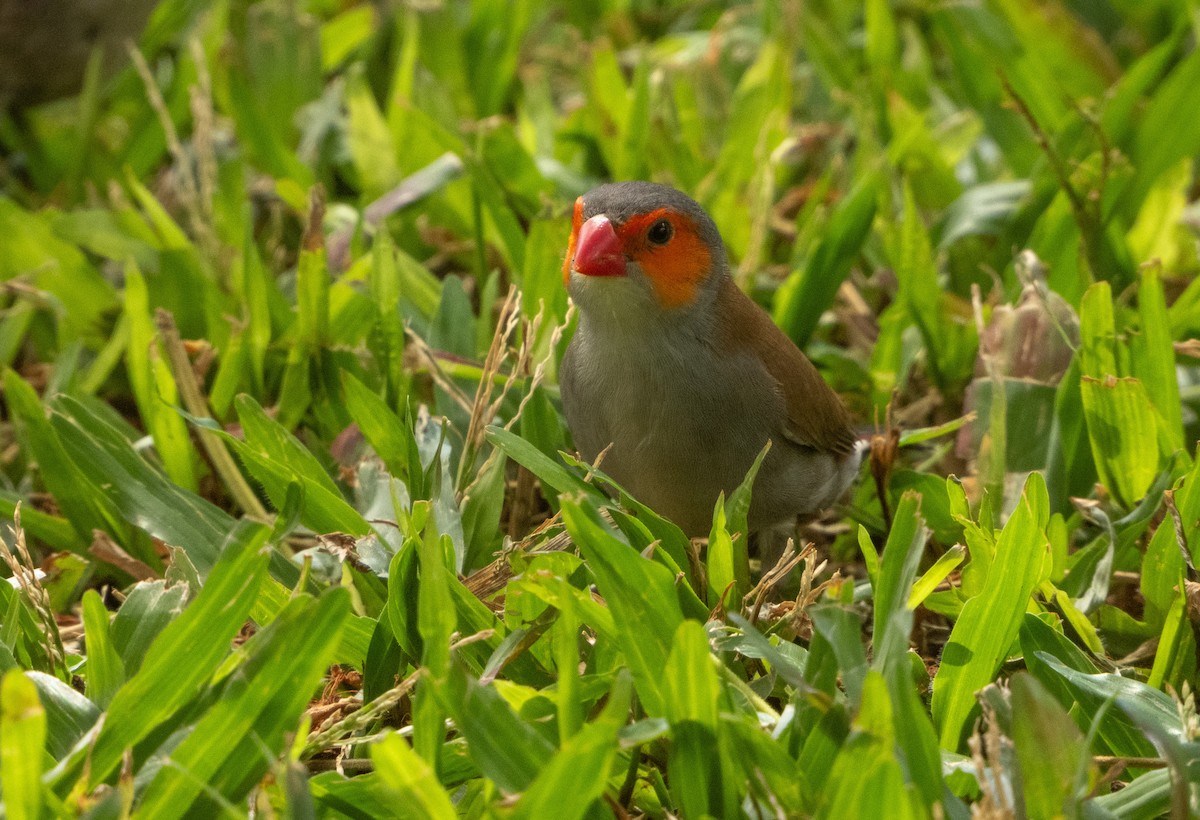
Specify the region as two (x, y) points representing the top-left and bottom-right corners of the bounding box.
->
(572, 215), (625, 278)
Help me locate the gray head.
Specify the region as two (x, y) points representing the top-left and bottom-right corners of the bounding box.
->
(564, 182), (729, 322)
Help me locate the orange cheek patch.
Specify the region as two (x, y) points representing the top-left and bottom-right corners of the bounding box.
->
(619, 211), (711, 309)
(562, 196), (584, 286)
(640, 233), (710, 308)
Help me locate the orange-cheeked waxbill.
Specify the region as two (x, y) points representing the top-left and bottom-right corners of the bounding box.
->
(559, 182), (864, 537)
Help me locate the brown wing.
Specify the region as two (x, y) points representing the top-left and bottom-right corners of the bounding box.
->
(716, 276), (858, 455)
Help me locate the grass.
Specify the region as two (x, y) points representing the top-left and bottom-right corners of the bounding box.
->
(1, 0), (1199, 817)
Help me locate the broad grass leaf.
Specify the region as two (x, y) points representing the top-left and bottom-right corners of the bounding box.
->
(908, 545), (965, 610)
(886, 663), (943, 811)
(309, 770), (413, 819)
(774, 175), (878, 349)
(511, 672), (631, 820)
(123, 263), (197, 492)
(1010, 673), (1090, 819)
(1142, 449), (1200, 624)
(1132, 264), (1183, 450)
(49, 395), (231, 572)
(1125, 45), (1200, 218)
(369, 734), (456, 820)
(428, 274), (475, 358)
(939, 181), (1032, 249)
(50, 535), (269, 792)
(460, 449), (507, 571)
(235, 394), (342, 497)
(1045, 358), (1098, 515)
(561, 497), (683, 717)
(891, 184), (943, 378)
(4, 371), (128, 549)
(485, 426), (600, 501)
(711, 443), (768, 605)
(415, 523), (455, 766)
(23, 671), (98, 761)
(1093, 768), (1173, 819)
(435, 661), (555, 794)
(366, 232), (409, 406)
(1146, 592), (1196, 692)
(663, 621), (727, 819)
(1033, 652), (1188, 759)
(1079, 375), (1161, 508)
(340, 369), (414, 479)
(871, 492), (927, 676)
(1077, 282), (1164, 506)
(519, 217), (570, 326)
(346, 66), (401, 196)
(563, 451), (694, 576)
(274, 239), (328, 430)
(819, 678), (922, 820)
(110, 581), (188, 677)
(135, 589), (351, 817)
(809, 604), (868, 708)
(1021, 615), (1156, 758)
(223, 6), (315, 185)
(932, 473), (1050, 750)
(0, 199), (117, 341)
(80, 591), (123, 709)
(1, 670), (47, 820)
(706, 500), (737, 610)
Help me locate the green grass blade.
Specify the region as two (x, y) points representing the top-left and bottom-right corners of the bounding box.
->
(79, 591), (123, 709)
(872, 492), (927, 676)
(369, 734), (456, 820)
(1, 670), (48, 820)
(561, 497), (683, 717)
(774, 175), (878, 348)
(932, 473), (1051, 749)
(135, 588), (350, 817)
(123, 261), (197, 492)
(512, 671), (631, 820)
(51, 533), (270, 792)
(1010, 672), (1090, 819)
(663, 620), (727, 818)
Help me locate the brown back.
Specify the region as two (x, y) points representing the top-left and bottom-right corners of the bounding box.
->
(716, 276), (857, 455)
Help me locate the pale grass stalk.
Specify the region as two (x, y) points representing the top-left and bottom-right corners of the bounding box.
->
(127, 44), (217, 259)
(458, 286), (523, 490)
(155, 309), (270, 521)
(403, 328), (475, 414)
(746, 539), (814, 625)
(2, 505), (67, 679)
(968, 705), (1015, 819)
(458, 300), (572, 525)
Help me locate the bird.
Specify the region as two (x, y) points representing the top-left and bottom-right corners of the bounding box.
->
(559, 181), (864, 538)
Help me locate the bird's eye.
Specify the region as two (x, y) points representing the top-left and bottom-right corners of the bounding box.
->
(647, 218), (674, 246)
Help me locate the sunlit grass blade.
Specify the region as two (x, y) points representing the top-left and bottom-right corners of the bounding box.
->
(1, 670), (47, 820)
(774, 174), (878, 348)
(369, 734), (456, 820)
(50, 533), (270, 792)
(135, 589), (350, 817)
(512, 671), (631, 820)
(932, 473), (1051, 749)
(871, 492), (926, 675)
(561, 497), (684, 717)
(79, 591), (123, 709)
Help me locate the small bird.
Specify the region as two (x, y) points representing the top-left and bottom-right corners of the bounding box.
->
(559, 182), (863, 537)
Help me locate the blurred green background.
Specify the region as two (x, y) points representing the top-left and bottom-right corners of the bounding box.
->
(1, 1), (1199, 817)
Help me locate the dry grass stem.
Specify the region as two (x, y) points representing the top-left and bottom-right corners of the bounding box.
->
(2, 505), (67, 678)
(746, 539), (814, 625)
